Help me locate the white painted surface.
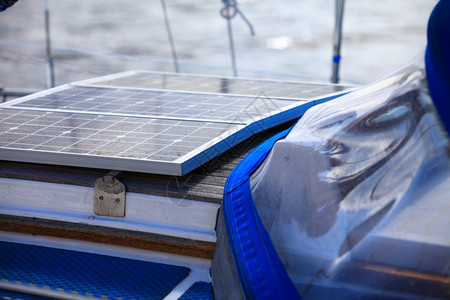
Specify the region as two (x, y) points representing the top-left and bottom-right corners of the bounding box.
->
(0, 177), (219, 242)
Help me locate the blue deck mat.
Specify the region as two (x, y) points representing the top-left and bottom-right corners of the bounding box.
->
(0, 289), (52, 300)
(0, 241), (191, 300)
(178, 282), (214, 300)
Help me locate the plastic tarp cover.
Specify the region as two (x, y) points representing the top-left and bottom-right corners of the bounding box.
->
(250, 57), (450, 298)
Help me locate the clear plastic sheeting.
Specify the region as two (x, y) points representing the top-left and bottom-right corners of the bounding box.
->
(251, 56), (450, 299)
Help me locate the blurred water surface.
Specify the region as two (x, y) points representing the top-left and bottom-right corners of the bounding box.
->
(0, 0), (437, 89)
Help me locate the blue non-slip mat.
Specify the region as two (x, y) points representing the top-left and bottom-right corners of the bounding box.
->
(0, 241), (190, 300)
(0, 289), (51, 300)
(178, 282), (214, 300)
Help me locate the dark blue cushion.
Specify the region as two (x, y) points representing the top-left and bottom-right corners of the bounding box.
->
(426, 0), (450, 134)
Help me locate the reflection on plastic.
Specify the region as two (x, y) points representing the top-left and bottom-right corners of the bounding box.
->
(251, 56), (450, 299)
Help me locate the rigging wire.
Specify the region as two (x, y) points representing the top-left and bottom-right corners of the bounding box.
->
(331, 0), (345, 83)
(220, 0), (255, 77)
(160, 0), (180, 73)
(44, 0), (55, 88)
(223, 6), (237, 77)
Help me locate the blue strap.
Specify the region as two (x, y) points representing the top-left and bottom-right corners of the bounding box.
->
(223, 127), (301, 300)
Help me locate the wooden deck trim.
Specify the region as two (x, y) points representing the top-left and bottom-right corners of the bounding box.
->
(0, 214), (216, 259)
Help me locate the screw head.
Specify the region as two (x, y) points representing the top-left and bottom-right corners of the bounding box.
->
(99, 195), (104, 200)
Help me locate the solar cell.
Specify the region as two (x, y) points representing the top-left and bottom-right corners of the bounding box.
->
(0, 72), (351, 175)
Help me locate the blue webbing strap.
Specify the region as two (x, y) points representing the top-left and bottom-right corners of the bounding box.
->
(223, 127), (301, 300)
(425, 0), (450, 134)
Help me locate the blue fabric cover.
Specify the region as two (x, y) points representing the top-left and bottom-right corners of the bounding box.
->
(426, 0), (450, 134)
(223, 127), (301, 300)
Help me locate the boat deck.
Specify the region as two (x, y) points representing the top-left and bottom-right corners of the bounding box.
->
(0, 72), (351, 299)
(0, 122), (293, 300)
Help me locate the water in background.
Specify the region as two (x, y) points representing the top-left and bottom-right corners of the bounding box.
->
(0, 0), (437, 89)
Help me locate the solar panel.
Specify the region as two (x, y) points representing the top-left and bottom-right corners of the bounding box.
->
(6, 85), (302, 123)
(75, 71), (349, 100)
(0, 72), (351, 175)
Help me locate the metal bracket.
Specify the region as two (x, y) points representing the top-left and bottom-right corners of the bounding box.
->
(94, 170), (126, 217)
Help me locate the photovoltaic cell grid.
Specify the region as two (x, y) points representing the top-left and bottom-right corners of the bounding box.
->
(0, 73), (350, 175)
(6, 85), (300, 123)
(0, 108), (242, 174)
(79, 71), (349, 100)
